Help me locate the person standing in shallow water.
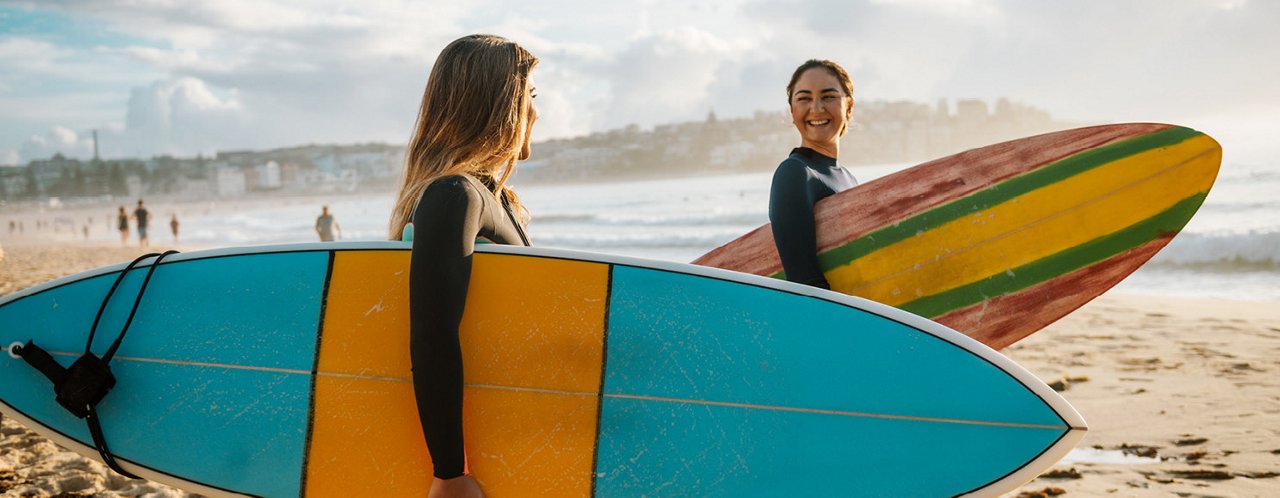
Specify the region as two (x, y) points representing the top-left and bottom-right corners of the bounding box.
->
(116, 206), (129, 245)
(769, 59), (859, 290)
(387, 34), (538, 498)
(315, 206), (341, 242)
(133, 200), (152, 248)
(170, 214), (180, 244)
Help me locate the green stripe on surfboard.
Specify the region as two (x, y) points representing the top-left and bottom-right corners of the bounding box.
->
(772, 125), (1204, 280)
(897, 192), (1208, 318)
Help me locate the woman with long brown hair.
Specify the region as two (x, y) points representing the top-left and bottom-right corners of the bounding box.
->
(769, 59), (858, 289)
(388, 34), (538, 498)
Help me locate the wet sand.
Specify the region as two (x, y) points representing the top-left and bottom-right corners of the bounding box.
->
(1, 244), (1277, 497)
(1006, 293), (1280, 497)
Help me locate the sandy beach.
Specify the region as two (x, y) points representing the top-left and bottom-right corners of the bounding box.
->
(1004, 294), (1280, 497)
(0, 244), (1277, 497)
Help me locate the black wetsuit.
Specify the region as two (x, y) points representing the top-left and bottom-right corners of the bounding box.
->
(768, 147), (857, 289)
(407, 174), (529, 479)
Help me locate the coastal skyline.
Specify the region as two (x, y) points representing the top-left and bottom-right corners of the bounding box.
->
(1, 0), (1277, 166)
(0, 96), (1072, 202)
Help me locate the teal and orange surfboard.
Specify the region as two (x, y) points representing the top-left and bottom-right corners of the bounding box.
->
(1, 243), (1085, 496)
(694, 123), (1222, 349)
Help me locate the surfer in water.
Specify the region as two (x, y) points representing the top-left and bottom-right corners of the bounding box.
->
(314, 205), (341, 241)
(387, 34), (537, 498)
(769, 59), (859, 289)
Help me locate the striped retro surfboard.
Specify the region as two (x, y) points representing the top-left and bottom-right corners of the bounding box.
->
(0, 243), (1085, 497)
(693, 123), (1221, 349)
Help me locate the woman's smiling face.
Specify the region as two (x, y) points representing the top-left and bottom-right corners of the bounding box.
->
(789, 67), (852, 152)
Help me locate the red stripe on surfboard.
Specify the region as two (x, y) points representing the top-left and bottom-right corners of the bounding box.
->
(692, 123), (1174, 276)
(932, 236), (1172, 350)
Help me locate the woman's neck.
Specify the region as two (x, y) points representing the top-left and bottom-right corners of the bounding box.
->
(802, 140), (839, 160)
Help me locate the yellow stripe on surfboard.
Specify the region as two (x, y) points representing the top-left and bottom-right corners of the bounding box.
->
(826, 134), (1220, 307)
(305, 251), (609, 497)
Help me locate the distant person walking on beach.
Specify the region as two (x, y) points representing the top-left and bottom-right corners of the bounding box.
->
(116, 206), (129, 245)
(170, 214), (180, 244)
(133, 200), (151, 248)
(315, 206), (341, 242)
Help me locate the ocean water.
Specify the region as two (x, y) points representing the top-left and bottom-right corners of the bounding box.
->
(174, 161), (1280, 302)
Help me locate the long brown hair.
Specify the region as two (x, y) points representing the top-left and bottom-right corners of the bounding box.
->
(388, 34), (539, 239)
(786, 59), (855, 136)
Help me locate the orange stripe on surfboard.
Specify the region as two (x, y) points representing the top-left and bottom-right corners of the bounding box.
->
(305, 252), (609, 497)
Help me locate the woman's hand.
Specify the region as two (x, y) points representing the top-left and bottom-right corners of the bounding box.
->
(428, 474), (485, 498)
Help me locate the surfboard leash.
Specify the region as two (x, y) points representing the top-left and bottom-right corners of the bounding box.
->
(12, 250), (179, 480)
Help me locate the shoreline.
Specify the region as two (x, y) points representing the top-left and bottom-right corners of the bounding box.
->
(1, 244), (1277, 496)
(0, 191), (366, 250)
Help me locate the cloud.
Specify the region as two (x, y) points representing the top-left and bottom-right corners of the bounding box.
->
(869, 0), (1001, 19)
(116, 77), (249, 157)
(591, 27), (744, 130)
(742, 0), (1280, 129)
(35, 0), (469, 56)
(0, 36), (109, 82)
(19, 126), (93, 161)
(3, 0), (1278, 163)
(1, 149), (19, 166)
(1204, 0), (1248, 9)
(99, 45), (207, 71)
(0, 37), (64, 69)
(0, 31), (165, 154)
(1, 1), (478, 159)
(16, 78), (257, 162)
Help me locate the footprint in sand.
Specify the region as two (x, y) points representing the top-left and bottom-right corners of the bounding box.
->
(1182, 345), (1235, 359)
(54, 474), (99, 494)
(1219, 362), (1266, 375)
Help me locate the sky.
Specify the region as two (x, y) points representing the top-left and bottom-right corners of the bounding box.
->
(0, 0), (1277, 167)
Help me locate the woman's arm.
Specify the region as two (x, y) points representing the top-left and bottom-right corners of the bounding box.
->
(769, 161), (831, 289)
(409, 176), (485, 479)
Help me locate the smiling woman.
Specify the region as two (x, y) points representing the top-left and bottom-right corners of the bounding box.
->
(768, 59), (859, 290)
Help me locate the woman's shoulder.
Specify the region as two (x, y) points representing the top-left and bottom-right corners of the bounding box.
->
(429, 174), (478, 189)
(422, 174), (488, 199)
(773, 154), (812, 182)
(412, 175), (494, 220)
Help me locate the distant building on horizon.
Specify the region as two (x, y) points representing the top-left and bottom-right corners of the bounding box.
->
(0, 97), (1080, 200)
